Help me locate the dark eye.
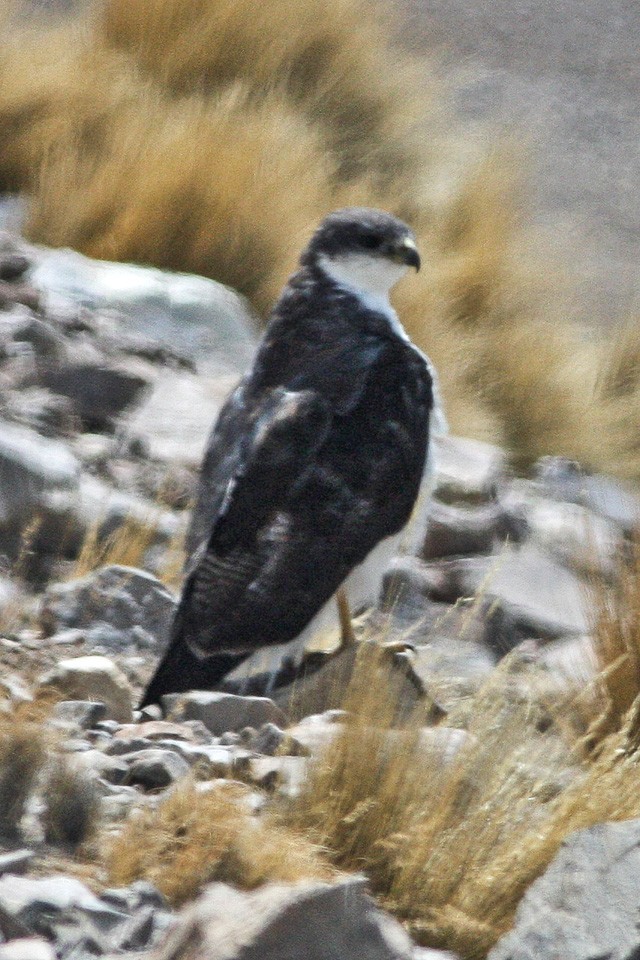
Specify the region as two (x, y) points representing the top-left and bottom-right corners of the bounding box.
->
(361, 234), (382, 250)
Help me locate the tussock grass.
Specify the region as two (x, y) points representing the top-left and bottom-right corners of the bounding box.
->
(0, 698), (50, 837)
(279, 640), (640, 958)
(580, 536), (640, 752)
(104, 779), (333, 905)
(99, 0), (434, 191)
(42, 757), (100, 849)
(2, 1), (640, 475)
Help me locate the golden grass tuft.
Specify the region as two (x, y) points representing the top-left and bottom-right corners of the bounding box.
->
(104, 778), (333, 905)
(2, 1), (640, 475)
(98, 0), (434, 190)
(0, 698), (51, 837)
(279, 640), (640, 958)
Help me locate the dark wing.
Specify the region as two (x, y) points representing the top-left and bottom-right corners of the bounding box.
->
(183, 338), (429, 656)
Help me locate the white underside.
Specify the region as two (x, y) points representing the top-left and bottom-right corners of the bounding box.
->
(293, 251), (449, 652)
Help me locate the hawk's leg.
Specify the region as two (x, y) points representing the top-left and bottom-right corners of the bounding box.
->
(336, 587), (357, 648)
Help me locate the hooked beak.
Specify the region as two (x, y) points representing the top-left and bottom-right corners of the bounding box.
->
(391, 236), (421, 272)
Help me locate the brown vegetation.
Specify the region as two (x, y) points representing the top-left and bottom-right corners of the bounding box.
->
(2, 0), (640, 475)
(280, 640), (640, 958)
(104, 778), (333, 905)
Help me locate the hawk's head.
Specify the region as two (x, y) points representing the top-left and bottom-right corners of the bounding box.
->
(302, 208), (420, 298)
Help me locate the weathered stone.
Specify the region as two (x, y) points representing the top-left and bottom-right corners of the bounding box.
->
(41, 565), (177, 653)
(51, 700), (108, 731)
(489, 819), (640, 960)
(124, 369), (241, 467)
(534, 456), (640, 533)
(0, 420), (79, 533)
(37, 361), (149, 427)
(423, 499), (511, 559)
(0, 874), (124, 930)
(154, 877), (413, 960)
(500, 482), (623, 577)
(244, 756), (308, 795)
(0, 850), (34, 876)
(123, 748), (191, 790)
(42, 474), (182, 559)
(39, 655), (134, 723)
(163, 691), (287, 736)
(248, 723), (287, 756)
(285, 712), (347, 757)
(0, 940), (56, 960)
(432, 435), (508, 504)
(0, 254), (30, 282)
(116, 720), (195, 743)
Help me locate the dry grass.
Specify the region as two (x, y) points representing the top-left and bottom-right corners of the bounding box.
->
(99, 0), (434, 192)
(42, 756), (100, 849)
(2, 0), (640, 476)
(0, 698), (50, 837)
(276, 634), (640, 958)
(104, 778), (333, 905)
(72, 507), (185, 587)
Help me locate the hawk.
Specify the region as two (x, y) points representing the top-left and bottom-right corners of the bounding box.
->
(141, 208), (445, 706)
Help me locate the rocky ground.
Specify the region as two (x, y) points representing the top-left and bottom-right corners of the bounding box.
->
(0, 229), (639, 959)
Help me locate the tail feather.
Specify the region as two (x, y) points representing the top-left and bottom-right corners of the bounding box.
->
(140, 607), (248, 708)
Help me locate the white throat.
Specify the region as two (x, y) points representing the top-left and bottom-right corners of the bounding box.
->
(318, 252), (410, 342)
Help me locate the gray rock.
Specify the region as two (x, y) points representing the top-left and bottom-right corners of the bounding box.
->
(124, 368), (241, 467)
(400, 546), (589, 641)
(534, 457), (640, 533)
(41, 565), (177, 653)
(36, 361), (149, 427)
(30, 248), (257, 377)
(0, 874), (125, 931)
(248, 723), (287, 756)
(154, 876), (413, 960)
(432, 435), (508, 504)
(500, 481), (623, 577)
(0, 420), (79, 534)
(489, 819), (640, 960)
(244, 756), (309, 796)
(0, 850), (34, 877)
(162, 691), (287, 736)
(423, 499), (511, 559)
(39, 655), (134, 723)
(43, 474), (182, 559)
(0, 940), (56, 960)
(51, 700), (108, 731)
(123, 748), (191, 789)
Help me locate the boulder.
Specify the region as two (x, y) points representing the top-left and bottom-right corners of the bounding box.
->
(123, 748), (191, 790)
(432, 436), (508, 504)
(39, 655), (134, 723)
(153, 876), (414, 960)
(0, 940), (56, 960)
(36, 360), (149, 427)
(489, 819), (640, 960)
(0, 420), (79, 534)
(162, 691), (287, 736)
(534, 456), (640, 533)
(41, 565), (177, 653)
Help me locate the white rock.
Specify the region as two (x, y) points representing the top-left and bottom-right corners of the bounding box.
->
(163, 691), (287, 736)
(31, 248), (257, 375)
(0, 939), (56, 960)
(432, 435), (508, 503)
(39, 655), (134, 723)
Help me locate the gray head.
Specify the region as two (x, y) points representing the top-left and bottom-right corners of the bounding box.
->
(302, 208), (420, 298)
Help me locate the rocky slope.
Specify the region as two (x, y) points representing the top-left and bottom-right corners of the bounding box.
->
(0, 230), (639, 959)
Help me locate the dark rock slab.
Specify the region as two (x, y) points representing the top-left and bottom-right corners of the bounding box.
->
(153, 876), (413, 960)
(489, 818), (640, 960)
(123, 748), (191, 790)
(36, 362), (149, 428)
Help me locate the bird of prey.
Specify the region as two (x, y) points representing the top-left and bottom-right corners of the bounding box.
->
(141, 208), (445, 707)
